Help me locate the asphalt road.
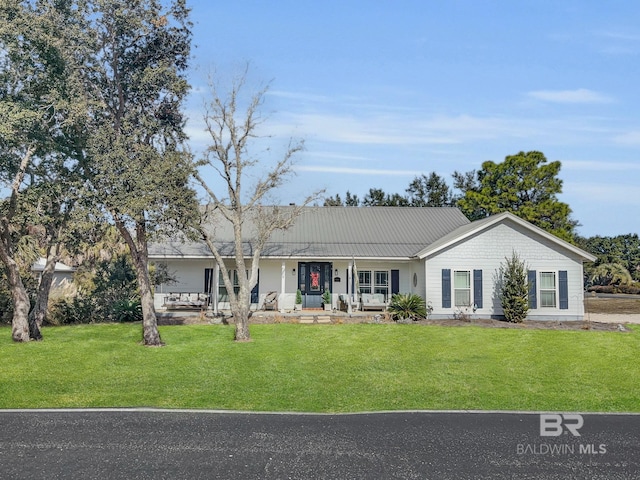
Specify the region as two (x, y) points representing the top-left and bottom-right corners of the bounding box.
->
(0, 410), (638, 479)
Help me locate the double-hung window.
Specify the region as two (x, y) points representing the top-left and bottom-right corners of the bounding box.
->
(540, 272), (557, 307)
(374, 271), (389, 300)
(358, 271), (372, 294)
(454, 270), (471, 307)
(358, 270), (389, 300)
(218, 269), (240, 302)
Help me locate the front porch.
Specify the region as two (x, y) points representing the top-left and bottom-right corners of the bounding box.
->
(154, 291), (380, 315)
(152, 258), (415, 316)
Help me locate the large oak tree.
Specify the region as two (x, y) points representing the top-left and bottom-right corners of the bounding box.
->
(0, 0), (89, 341)
(82, 0), (197, 346)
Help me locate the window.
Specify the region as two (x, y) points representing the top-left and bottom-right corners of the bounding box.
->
(358, 270), (371, 294)
(540, 272), (556, 307)
(454, 270), (471, 307)
(358, 270), (389, 299)
(218, 269), (240, 302)
(374, 270), (389, 300)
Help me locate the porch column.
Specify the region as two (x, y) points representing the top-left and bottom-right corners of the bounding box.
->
(347, 261), (353, 313)
(280, 261), (286, 313)
(424, 260), (428, 311)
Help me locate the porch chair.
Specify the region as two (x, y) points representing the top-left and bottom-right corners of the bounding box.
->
(263, 291), (278, 311)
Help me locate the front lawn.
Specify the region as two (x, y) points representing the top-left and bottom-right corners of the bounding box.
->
(1, 323), (638, 412)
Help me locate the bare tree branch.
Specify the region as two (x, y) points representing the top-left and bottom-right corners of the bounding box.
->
(195, 68), (322, 341)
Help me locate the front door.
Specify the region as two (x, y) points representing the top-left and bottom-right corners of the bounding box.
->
(299, 262), (332, 308)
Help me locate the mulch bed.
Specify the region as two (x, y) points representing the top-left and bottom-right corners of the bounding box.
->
(414, 318), (631, 332)
(157, 313), (632, 332)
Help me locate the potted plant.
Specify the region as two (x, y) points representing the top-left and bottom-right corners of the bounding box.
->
(295, 289), (303, 311)
(322, 290), (332, 311)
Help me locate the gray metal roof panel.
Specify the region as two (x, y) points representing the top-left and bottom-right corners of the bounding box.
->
(149, 206), (470, 259)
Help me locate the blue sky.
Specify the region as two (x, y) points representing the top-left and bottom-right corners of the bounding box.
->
(184, 0), (640, 238)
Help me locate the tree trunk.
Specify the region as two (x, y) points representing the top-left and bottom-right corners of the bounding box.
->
(233, 306), (251, 342)
(28, 311), (43, 341)
(136, 256), (163, 346)
(0, 236), (30, 342)
(27, 253), (58, 341)
(4, 257), (31, 342)
(0, 148), (34, 341)
(115, 219), (163, 346)
(11, 277), (31, 343)
(231, 292), (252, 342)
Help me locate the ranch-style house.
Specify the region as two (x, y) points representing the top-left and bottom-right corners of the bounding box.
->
(148, 207), (596, 320)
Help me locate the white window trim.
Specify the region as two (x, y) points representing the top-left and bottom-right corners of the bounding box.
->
(358, 270), (390, 299)
(453, 270), (471, 307)
(539, 271), (557, 308)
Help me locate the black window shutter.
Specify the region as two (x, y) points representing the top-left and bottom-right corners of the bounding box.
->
(204, 268), (214, 295)
(442, 269), (451, 308)
(559, 270), (568, 310)
(391, 270), (400, 295)
(346, 269), (350, 295)
(473, 269), (483, 309)
(528, 270), (537, 309)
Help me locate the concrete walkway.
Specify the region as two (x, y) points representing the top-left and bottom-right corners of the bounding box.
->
(587, 313), (640, 324)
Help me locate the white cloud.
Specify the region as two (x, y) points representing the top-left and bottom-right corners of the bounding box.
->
(563, 159), (640, 171)
(304, 151), (372, 162)
(598, 30), (640, 42)
(265, 111), (530, 147)
(527, 88), (613, 104)
(613, 130), (640, 145)
(184, 123), (210, 146)
(565, 182), (640, 206)
(296, 165), (422, 176)
(267, 90), (332, 103)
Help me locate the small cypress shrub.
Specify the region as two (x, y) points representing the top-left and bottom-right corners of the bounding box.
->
(500, 251), (529, 323)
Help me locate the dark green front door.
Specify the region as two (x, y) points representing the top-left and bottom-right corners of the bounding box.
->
(299, 262), (332, 308)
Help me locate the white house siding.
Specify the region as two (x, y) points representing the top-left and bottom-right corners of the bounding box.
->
(152, 257), (423, 311)
(152, 259), (211, 309)
(425, 222), (587, 320)
(155, 259), (213, 294)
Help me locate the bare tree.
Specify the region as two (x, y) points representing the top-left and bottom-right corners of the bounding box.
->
(195, 69), (321, 342)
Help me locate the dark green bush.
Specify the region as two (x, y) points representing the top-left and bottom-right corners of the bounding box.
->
(388, 293), (427, 321)
(112, 299), (142, 323)
(48, 296), (98, 325)
(48, 254), (142, 324)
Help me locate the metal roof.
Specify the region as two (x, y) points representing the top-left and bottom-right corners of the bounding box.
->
(148, 206), (471, 259)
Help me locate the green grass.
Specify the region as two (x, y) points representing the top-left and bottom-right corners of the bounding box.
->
(1, 323), (639, 412)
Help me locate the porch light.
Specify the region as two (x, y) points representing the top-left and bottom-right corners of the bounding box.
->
(292, 268), (296, 276)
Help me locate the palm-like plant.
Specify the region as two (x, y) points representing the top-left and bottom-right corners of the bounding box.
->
(388, 293), (427, 321)
(112, 299), (143, 323)
(590, 263), (633, 286)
